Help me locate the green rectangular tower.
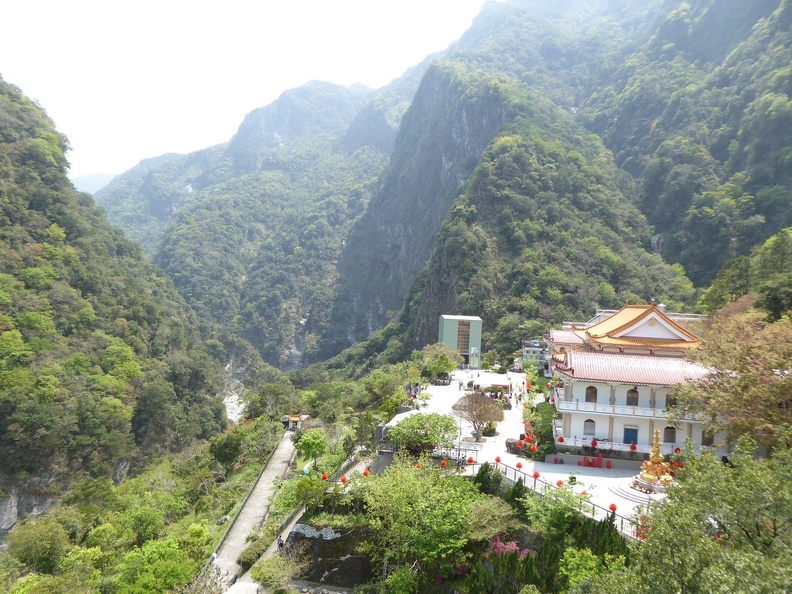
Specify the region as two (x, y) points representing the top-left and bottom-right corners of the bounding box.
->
(438, 315), (482, 368)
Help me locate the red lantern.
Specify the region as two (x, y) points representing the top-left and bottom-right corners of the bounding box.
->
(363, 469), (370, 477)
(533, 471), (540, 479)
(556, 480), (564, 487)
(495, 456), (501, 463)
(340, 476), (347, 484)
(630, 443), (637, 451)
(516, 461), (523, 469)
(674, 447), (681, 453)
(550, 398), (555, 403)
(530, 444), (538, 453)
(321, 473), (329, 481)
(591, 439), (598, 448)
(440, 459), (448, 468)
(609, 503), (617, 512)
(467, 456), (474, 464)
(558, 436), (565, 444)
(517, 440), (524, 448)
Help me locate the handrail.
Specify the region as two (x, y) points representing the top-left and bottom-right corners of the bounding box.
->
(493, 462), (640, 540)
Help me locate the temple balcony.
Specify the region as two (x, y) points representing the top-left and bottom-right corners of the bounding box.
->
(555, 399), (701, 421)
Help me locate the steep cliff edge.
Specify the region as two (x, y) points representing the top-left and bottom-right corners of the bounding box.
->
(322, 62), (524, 357)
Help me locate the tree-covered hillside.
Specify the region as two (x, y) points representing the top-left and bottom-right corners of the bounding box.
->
(0, 76), (266, 520)
(94, 0), (792, 370)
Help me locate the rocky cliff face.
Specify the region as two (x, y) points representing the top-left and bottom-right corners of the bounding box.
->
(322, 63), (523, 356)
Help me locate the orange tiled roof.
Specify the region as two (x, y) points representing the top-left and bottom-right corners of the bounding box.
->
(573, 303), (698, 349)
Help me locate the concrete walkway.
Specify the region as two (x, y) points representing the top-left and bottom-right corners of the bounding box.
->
(214, 431), (296, 587)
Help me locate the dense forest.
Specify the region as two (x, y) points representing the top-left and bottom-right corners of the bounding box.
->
(0, 76), (282, 523)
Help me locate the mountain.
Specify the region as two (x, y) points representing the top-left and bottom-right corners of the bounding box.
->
(0, 76), (282, 533)
(70, 172), (115, 194)
(94, 0), (792, 370)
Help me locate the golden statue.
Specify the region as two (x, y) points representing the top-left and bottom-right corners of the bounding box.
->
(638, 429), (673, 488)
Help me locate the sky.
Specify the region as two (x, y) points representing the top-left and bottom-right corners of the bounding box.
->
(1, 0), (488, 179)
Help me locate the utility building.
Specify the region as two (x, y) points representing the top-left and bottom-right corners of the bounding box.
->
(438, 315), (482, 368)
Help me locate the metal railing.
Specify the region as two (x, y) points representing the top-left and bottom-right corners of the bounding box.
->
(494, 462), (639, 539)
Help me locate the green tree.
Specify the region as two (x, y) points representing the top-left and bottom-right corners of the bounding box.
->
(359, 454), (487, 584)
(295, 428), (329, 467)
(6, 518), (69, 574)
(673, 304), (792, 449)
(386, 413), (458, 453)
(209, 431), (243, 471)
(580, 437), (792, 594)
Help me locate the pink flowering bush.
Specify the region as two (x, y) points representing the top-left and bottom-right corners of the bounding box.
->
(489, 536), (530, 558)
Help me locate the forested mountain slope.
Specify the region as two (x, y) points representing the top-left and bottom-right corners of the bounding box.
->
(96, 77), (425, 369)
(95, 0), (792, 370)
(581, 0), (791, 284)
(0, 77), (268, 532)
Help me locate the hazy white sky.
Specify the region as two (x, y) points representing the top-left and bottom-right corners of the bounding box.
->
(1, 0), (488, 178)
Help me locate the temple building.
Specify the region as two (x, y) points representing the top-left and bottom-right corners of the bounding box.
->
(545, 302), (718, 455)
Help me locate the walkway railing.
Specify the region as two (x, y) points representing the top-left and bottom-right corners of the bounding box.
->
(494, 461), (639, 539)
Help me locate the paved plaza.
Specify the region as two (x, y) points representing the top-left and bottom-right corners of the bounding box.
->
(418, 369), (658, 522)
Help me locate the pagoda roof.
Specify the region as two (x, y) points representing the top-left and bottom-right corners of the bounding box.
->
(572, 302), (699, 351)
(553, 350), (707, 386)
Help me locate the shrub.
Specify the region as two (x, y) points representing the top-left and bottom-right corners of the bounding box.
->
(238, 535), (269, 570)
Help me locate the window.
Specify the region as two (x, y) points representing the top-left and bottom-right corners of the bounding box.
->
(663, 426), (676, 443)
(623, 427), (638, 445)
(585, 386), (597, 403)
(702, 432), (714, 447)
(627, 389), (639, 406)
(584, 419), (596, 436)
(457, 320), (470, 354)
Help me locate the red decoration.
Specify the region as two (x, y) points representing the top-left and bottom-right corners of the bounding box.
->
(340, 476), (347, 484)
(674, 447), (681, 453)
(467, 457), (474, 464)
(363, 469), (370, 477)
(533, 471), (540, 479)
(556, 480), (564, 487)
(440, 459), (448, 468)
(530, 444), (538, 453)
(591, 439), (598, 448)
(415, 463), (421, 469)
(321, 473), (328, 481)
(630, 443), (637, 451)
(550, 398), (555, 403)
(517, 440), (524, 448)
(495, 456), (501, 463)
(516, 462), (523, 469)
(558, 436), (565, 444)
(606, 460), (612, 469)
(609, 503), (617, 512)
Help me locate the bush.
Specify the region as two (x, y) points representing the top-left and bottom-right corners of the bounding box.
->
(474, 462), (503, 496)
(238, 535), (270, 570)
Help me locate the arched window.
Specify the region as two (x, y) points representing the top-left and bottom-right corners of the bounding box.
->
(663, 426), (676, 443)
(626, 388), (639, 406)
(585, 386), (597, 403)
(583, 419), (596, 436)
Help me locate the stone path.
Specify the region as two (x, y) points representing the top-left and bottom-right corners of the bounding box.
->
(215, 431), (296, 588)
